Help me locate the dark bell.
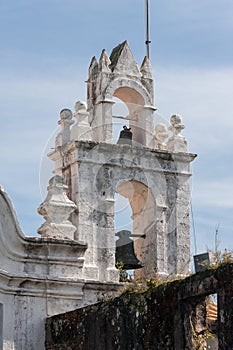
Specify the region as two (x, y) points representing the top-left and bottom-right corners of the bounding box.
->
(115, 230), (143, 270)
(117, 126), (132, 145)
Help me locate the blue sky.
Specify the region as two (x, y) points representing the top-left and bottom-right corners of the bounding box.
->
(1, 0), (233, 259)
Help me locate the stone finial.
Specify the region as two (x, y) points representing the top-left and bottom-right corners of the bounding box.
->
(154, 123), (168, 150)
(89, 56), (98, 77)
(71, 101), (92, 141)
(37, 175), (77, 240)
(74, 101), (89, 123)
(167, 114), (187, 152)
(60, 109), (73, 121)
(58, 109), (74, 145)
(99, 49), (111, 73)
(140, 56), (154, 103)
(169, 114), (184, 136)
(140, 56), (153, 79)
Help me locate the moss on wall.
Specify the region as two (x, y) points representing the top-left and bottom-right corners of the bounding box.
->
(46, 263), (233, 350)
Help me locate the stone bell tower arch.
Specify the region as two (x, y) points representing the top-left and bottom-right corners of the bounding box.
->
(45, 41), (196, 283)
(87, 41), (156, 147)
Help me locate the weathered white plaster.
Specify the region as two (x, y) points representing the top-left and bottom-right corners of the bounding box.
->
(0, 186), (120, 349)
(38, 175), (77, 240)
(154, 123), (169, 150)
(50, 137), (195, 280)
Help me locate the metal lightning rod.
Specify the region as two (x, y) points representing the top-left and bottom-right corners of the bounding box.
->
(145, 0), (151, 59)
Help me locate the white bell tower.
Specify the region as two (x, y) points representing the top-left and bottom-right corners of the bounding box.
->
(41, 41), (196, 283)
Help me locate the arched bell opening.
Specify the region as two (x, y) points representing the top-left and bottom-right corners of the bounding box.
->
(114, 191), (132, 232)
(113, 87), (147, 146)
(114, 179), (156, 280)
(114, 191), (135, 279)
(112, 97), (129, 144)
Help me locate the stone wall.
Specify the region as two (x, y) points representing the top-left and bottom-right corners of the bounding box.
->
(46, 263), (233, 350)
(0, 185), (121, 349)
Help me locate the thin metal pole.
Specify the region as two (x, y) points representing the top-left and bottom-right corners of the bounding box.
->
(145, 0), (151, 59)
(215, 223), (219, 254)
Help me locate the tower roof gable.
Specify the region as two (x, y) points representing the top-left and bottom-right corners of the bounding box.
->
(109, 40), (140, 77)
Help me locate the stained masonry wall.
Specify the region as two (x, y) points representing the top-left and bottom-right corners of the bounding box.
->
(46, 263), (233, 350)
(48, 40), (196, 282)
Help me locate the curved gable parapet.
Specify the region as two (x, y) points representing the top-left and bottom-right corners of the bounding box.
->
(0, 185), (25, 239)
(0, 185), (26, 264)
(0, 185), (87, 279)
